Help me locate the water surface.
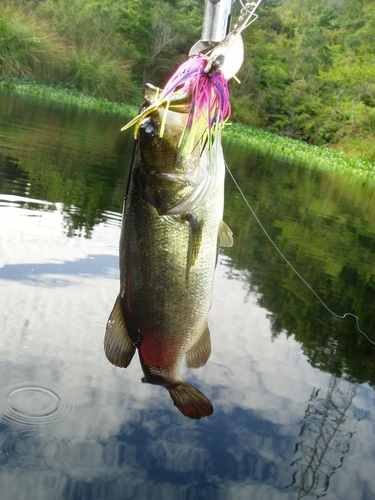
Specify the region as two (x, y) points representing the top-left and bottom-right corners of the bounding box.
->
(0, 90), (375, 499)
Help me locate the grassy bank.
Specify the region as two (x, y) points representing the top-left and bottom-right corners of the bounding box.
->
(2, 79), (374, 183)
(0, 80), (138, 115)
(0, 3), (137, 103)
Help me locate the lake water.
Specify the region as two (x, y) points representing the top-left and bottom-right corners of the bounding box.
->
(0, 89), (375, 499)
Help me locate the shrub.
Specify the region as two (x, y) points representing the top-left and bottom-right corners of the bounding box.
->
(0, 6), (67, 81)
(65, 47), (135, 101)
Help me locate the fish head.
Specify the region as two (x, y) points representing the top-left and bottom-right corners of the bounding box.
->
(136, 108), (190, 175)
(130, 84), (212, 214)
(136, 83), (203, 175)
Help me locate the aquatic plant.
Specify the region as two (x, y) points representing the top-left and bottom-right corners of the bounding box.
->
(224, 123), (375, 183)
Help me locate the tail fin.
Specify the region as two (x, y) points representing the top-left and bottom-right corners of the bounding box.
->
(167, 381), (213, 419)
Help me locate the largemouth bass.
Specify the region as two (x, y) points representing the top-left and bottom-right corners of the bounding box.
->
(104, 82), (233, 419)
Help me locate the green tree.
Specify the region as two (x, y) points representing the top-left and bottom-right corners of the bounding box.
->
(117, 0), (202, 86)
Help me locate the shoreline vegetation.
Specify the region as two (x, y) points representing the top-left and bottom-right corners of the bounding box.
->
(0, 80), (138, 116)
(1, 0), (375, 181)
(225, 123), (375, 182)
(2, 79), (374, 183)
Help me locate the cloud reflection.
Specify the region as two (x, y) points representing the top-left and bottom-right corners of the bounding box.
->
(0, 254), (118, 286)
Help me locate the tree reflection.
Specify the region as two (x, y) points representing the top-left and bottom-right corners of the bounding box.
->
(222, 141), (375, 386)
(286, 376), (362, 498)
(0, 91), (132, 237)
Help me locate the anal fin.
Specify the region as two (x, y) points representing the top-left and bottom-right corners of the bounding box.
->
(104, 295), (136, 368)
(185, 323), (211, 369)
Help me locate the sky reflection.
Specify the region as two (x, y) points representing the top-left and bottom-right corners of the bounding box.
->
(0, 199), (374, 499)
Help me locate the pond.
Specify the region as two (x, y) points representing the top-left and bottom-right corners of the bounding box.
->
(0, 89), (375, 500)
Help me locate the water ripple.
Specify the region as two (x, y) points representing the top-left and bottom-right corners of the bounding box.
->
(0, 383), (74, 471)
(0, 428), (72, 472)
(3, 383), (72, 428)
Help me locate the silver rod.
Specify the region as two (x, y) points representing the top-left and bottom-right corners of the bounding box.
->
(201, 0), (233, 43)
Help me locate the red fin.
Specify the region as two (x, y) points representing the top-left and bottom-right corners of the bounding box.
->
(167, 382), (213, 419)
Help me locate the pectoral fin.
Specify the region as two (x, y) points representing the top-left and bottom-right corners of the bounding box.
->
(185, 323), (211, 369)
(186, 213), (204, 269)
(167, 381), (213, 419)
(104, 295), (136, 368)
(218, 220), (233, 247)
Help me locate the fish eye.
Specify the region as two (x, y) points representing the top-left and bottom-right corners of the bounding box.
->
(139, 118), (157, 140)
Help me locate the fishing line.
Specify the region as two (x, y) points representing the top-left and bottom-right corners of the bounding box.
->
(225, 163), (375, 347)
